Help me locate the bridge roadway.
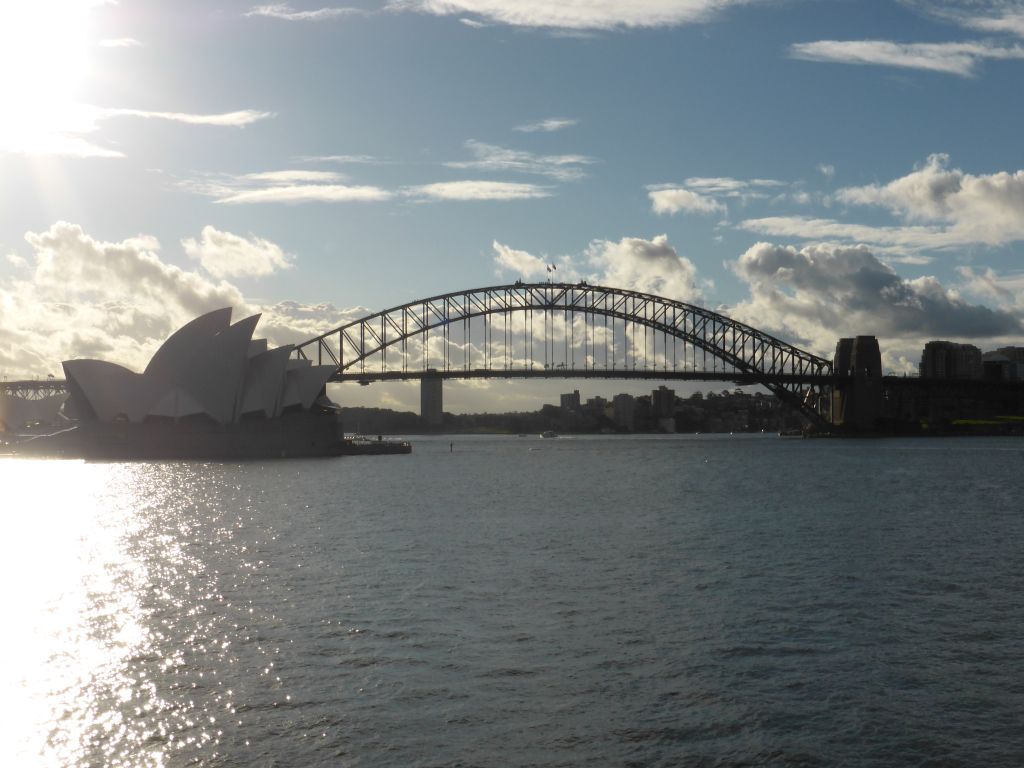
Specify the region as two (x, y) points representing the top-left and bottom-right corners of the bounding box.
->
(335, 368), (841, 386)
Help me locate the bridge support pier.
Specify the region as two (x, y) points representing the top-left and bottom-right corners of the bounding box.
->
(831, 336), (883, 432)
(421, 373), (443, 426)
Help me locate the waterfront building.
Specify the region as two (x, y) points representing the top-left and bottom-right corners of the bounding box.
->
(982, 351), (1024, 382)
(920, 341), (983, 379)
(583, 395), (608, 419)
(612, 393), (635, 431)
(560, 389), (582, 413)
(652, 385), (676, 433)
(36, 308), (347, 458)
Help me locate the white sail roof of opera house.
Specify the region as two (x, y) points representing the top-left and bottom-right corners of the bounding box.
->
(62, 308), (336, 425)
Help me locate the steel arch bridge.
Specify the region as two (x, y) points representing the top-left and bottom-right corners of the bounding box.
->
(295, 282), (835, 425)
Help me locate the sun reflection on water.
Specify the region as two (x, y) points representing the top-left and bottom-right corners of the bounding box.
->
(0, 459), (232, 767)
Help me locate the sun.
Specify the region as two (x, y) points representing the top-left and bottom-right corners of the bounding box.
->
(0, 1), (101, 156)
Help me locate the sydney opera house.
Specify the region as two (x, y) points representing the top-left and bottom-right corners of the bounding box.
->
(20, 308), (345, 458)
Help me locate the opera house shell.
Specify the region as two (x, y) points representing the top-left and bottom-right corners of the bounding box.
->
(31, 308), (344, 458)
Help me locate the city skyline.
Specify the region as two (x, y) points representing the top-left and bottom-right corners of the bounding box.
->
(2, 0), (1024, 413)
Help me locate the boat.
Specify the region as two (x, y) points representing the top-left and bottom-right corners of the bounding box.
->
(778, 427), (804, 438)
(339, 434), (412, 455)
(540, 430), (558, 439)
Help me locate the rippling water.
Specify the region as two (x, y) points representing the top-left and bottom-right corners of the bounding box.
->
(3, 435), (1023, 766)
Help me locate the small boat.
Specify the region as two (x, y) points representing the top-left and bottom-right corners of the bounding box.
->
(540, 430), (558, 439)
(340, 435), (412, 455)
(778, 427), (804, 438)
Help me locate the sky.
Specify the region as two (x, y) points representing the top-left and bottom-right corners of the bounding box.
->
(1, 0), (1023, 413)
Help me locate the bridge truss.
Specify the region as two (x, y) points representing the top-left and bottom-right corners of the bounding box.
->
(295, 282), (835, 426)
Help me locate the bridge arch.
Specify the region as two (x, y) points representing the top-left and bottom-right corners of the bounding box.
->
(295, 282), (834, 425)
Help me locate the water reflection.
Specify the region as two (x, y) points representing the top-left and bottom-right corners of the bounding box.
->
(0, 460), (233, 767)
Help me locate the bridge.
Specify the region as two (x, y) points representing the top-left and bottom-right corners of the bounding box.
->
(293, 282), (836, 426)
(2, 283), (841, 429)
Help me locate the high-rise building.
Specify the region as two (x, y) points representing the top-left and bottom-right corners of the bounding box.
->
(652, 386), (676, 432)
(652, 385), (675, 418)
(920, 341), (983, 379)
(560, 389), (581, 412)
(612, 393), (635, 430)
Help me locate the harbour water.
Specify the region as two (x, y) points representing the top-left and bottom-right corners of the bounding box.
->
(3, 434), (1022, 766)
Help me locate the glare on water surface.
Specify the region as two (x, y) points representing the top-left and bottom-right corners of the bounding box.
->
(0, 460), (205, 767)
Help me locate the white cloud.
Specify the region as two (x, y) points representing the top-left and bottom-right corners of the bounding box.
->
(492, 234), (704, 302)
(186, 168), (553, 205)
(0, 221), (366, 377)
(960, 12), (1024, 36)
(459, 17), (489, 27)
(99, 107), (274, 126)
(98, 37), (141, 47)
(446, 140), (596, 181)
(0, 104), (274, 158)
(739, 215), (953, 251)
(242, 170), (347, 184)
(683, 176), (785, 194)
(727, 241), (1021, 358)
(587, 235), (705, 302)
(788, 39), (1024, 77)
(389, 0), (761, 30)
(647, 176), (785, 216)
(408, 180), (551, 201)
(216, 184), (393, 204)
(492, 241), (550, 278)
(0, 222), (249, 374)
(917, 1), (1024, 37)
(817, 163), (835, 179)
(956, 265), (1024, 311)
(244, 4), (364, 20)
(514, 117), (578, 133)
(835, 154), (1024, 246)
(298, 154), (384, 164)
(649, 187), (726, 216)
(182, 226), (293, 279)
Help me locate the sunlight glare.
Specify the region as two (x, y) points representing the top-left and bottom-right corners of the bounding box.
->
(0, 1), (102, 156)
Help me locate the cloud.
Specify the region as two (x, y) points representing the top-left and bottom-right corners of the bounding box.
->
(0, 222), (249, 374)
(913, 1), (1024, 37)
(587, 235), (705, 302)
(299, 154), (384, 164)
(98, 37), (141, 47)
(647, 176), (785, 216)
(0, 104), (273, 158)
(817, 163), (835, 179)
(446, 140), (596, 181)
(649, 187), (726, 216)
(242, 170), (347, 183)
(408, 180), (551, 201)
(739, 215), (952, 252)
(514, 117), (578, 133)
(0, 221), (365, 377)
(683, 176), (785, 195)
(492, 234), (704, 302)
(493, 241), (550, 278)
(99, 107), (274, 127)
(788, 39), (1024, 77)
(727, 242), (1021, 357)
(244, 4), (364, 20)
(835, 154), (1024, 246)
(956, 265), (1024, 311)
(186, 168), (552, 204)
(216, 184), (393, 204)
(254, 301), (370, 347)
(388, 0), (761, 30)
(182, 226), (293, 279)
